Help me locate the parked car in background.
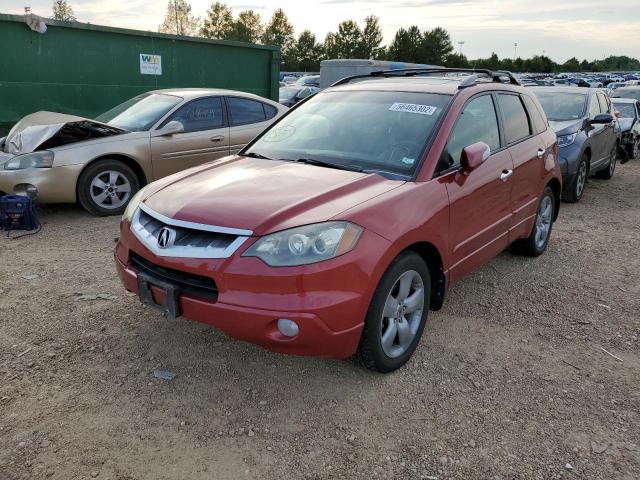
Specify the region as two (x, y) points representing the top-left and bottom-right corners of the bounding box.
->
(532, 87), (619, 202)
(612, 86), (640, 102)
(295, 75), (320, 88)
(611, 98), (640, 160)
(568, 78), (591, 88)
(115, 68), (561, 372)
(278, 85), (320, 107)
(0, 89), (286, 215)
(282, 76), (298, 85)
(607, 82), (627, 95)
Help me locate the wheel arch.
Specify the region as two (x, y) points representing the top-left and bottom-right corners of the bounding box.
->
(76, 154), (148, 199)
(546, 178), (561, 220)
(403, 241), (447, 311)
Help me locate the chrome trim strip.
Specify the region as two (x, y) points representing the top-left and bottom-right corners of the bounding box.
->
(139, 202), (253, 236)
(131, 206), (251, 259)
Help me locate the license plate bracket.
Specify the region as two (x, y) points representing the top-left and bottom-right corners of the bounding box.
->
(137, 271), (181, 318)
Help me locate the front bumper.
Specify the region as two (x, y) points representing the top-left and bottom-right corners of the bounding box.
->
(115, 221), (391, 359)
(0, 164), (82, 202)
(558, 141), (584, 183)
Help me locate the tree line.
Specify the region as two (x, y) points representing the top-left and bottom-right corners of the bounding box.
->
(50, 0), (640, 73)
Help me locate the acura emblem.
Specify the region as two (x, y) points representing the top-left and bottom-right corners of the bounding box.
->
(157, 227), (176, 249)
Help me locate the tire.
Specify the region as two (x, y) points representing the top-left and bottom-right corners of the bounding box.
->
(356, 252), (430, 373)
(595, 144), (617, 180)
(561, 155), (588, 203)
(77, 159), (140, 216)
(513, 186), (556, 257)
(627, 138), (639, 161)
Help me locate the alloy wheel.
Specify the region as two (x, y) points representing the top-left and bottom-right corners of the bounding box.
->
(90, 170), (132, 210)
(380, 270), (425, 358)
(575, 161), (587, 198)
(609, 147), (617, 175)
(534, 195), (553, 249)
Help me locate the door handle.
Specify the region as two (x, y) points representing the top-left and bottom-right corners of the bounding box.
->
(210, 135), (225, 142)
(537, 148), (545, 158)
(500, 169), (513, 181)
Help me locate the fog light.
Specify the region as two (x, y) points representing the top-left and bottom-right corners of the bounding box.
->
(277, 319), (299, 337)
(14, 183), (38, 199)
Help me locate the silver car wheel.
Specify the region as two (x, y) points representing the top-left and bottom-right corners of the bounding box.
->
(534, 195), (553, 249)
(609, 147), (617, 175)
(380, 270), (425, 358)
(576, 161), (587, 197)
(90, 170), (132, 210)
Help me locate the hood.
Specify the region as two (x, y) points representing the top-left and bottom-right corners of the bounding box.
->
(549, 119), (583, 137)
(617, 118), (634, 132)
(4, 111), (125, 155)
(143, 156), (403, 235)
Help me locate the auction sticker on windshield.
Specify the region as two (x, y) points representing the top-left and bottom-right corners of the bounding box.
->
(389, 103), (438, 115)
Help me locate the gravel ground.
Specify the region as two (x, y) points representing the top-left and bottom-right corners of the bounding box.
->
(1, 161), (639, 480)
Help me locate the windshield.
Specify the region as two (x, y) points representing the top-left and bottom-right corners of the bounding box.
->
(613, 89), (640, 101)
(613, 103), (636, 118)
(279, 87), (300, 100)
(95, 93), (182, 131)
(534, 92), (587, 121)
(245, 90), (452, 177)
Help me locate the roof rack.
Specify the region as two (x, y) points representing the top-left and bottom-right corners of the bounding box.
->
(332, 67), (520, 88)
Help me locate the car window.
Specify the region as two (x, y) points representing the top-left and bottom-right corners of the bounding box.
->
(497, 93), (531, 144)
(522, 95), (547, 134)
(596, 93), (610, 113)
(588, 95), (601, 119)
(161, 97), (224, 132)
(614, 103), (636, 118)
(227, 97), (267, 125)
(264, 104), (278, 120)
(443, 94), (501, 170)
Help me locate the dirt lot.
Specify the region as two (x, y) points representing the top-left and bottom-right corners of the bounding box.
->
(1, 161), (639, 480)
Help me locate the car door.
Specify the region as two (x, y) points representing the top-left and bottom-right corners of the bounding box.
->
(440, 93), (515, 283)
(499, 93), (550, 241)
(597, 92), (617, 157)
(150, 96), (229, 179)
(586, 93), (608, 168)
(226, 96), (279, 155)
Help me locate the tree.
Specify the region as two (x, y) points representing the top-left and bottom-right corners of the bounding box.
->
(358, 15), (383, 59)
(262, 9), (295, 67)
(420, 27), (454, 65)
(52, 0), (76, 21)
(387, 26), (422, 63)
(296, 30), (321, 71)
(158, 0), (200, 36)
(201, 2), (234, 39)
(444, 52), (469, 68)
(323, 32), (340, 60)
(561, 57), (580, 72)
(333, 20), (362, 58)
(228, 9), (262, 43)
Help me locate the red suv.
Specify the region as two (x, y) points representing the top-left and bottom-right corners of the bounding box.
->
(115, 68), (561, 372)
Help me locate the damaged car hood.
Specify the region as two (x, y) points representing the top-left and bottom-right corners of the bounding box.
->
(4, 111), (126, 155)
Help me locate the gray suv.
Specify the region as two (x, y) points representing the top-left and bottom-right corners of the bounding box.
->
(532, 87), (619, 202)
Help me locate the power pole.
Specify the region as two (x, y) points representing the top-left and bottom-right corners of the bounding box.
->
(514, 42), (518, 59)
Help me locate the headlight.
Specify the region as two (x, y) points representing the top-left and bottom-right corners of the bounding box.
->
(557, 133), (577, 148)
(122, 185), (149, 223)
(3, 151), (55, 170)
(243, 221), (363, 266)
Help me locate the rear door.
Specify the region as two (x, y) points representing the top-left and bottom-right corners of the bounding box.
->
(586, 93), (608, 167)
(150, 96), (229, 179)
(441, 93), (515, 283)
(498, 92), (549, 241)
(597, 92), (617, 157)
(226, 97), (279, 155)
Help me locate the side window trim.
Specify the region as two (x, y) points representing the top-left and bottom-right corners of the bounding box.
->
(157, 96), (227, 132)
(495, 91), (534, 146)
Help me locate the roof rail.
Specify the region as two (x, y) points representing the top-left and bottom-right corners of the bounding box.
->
(332, 67), (520, 88)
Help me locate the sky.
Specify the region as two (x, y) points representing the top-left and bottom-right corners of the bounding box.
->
(4, 0), (640, 62)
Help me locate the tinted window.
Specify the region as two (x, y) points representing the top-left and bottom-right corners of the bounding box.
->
(162, 97), (224, 132)
(264, 104), (278, 119)
(596, 93), (609, 114)
(227, 97), (267, 125)
(444, 94), (500, 170)
(588, 95), (600, 118)
(522, 95), (546, 134)
(497, 94), (531, 143)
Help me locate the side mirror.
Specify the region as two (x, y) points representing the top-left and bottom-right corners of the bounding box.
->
(157, 120), (185, 136)
(590, 113), (613, 125)
(461, 142), (491, 174)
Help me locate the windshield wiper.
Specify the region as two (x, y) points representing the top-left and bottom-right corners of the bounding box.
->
(283, 157), (363, 173)
(243, 151), (272, 160)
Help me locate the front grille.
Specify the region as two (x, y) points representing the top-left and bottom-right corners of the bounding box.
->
(137, 209), (237, 249)
(130, 252), (218, 302)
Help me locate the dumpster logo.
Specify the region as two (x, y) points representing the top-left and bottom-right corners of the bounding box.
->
(140, 54), (162, 75)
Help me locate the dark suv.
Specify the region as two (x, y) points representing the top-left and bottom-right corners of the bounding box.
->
(531, 87), (619, 202)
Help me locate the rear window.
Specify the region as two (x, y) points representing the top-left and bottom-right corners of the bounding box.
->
(534, 91), (587, 121)
(497, 94), (531, 143)
(613, 89), (640, 101)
